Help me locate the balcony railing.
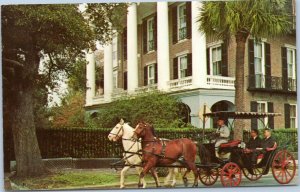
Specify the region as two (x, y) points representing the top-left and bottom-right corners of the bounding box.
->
(248, 75), (296, 93)
(111, 88), (128, 100)
(168, 76), (192, 90)
(207, 75), (235, 90)
(135, 84), (158, 93)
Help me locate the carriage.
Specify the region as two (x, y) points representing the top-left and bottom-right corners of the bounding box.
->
(109, 111), (297, 188)
(198, 111), (297, 187)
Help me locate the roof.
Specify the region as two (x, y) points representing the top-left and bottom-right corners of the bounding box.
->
(203, 111), (281, 119)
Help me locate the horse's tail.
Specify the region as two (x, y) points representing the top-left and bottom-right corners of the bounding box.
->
(197, 143), (211, 164)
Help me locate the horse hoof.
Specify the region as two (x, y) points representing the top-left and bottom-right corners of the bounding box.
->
(138, 183), (143, 188)
(183, 178), (188, 187)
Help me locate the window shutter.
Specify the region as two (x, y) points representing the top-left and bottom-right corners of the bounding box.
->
(144, 66), (148, 86)
(154, 63), (158, 83)
(154, 15), (157, 51)
(172, 6), (178, 44)
(265, 43), (271, 89)
(221, 43), (228, 76)
(282, 47), (288, 91)
(143, 20), (148, 54)
(267, 102), (274, 129)
(123, 71), (127, 90)
(173, 57), (178, 79)
(186, 2), (191, 39)
(250, 101), (258, 129)
(284, 104), (291, 128)
(248, 39), (255, 87)
(123, 28), (127, 60)
(187, 54), (192, 76)
(207, 48), (210, 75)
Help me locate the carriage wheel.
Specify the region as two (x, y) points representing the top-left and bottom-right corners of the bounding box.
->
(198, 168), (219, 186)
(220, 162), (242, 187)
(242, 167), (263, 181)
(271, 150), (296, 184)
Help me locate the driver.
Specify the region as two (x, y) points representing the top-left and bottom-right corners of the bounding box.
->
(215, 117), (230, 153)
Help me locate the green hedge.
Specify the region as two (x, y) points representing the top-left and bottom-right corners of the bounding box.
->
(32, 127), (298, 159)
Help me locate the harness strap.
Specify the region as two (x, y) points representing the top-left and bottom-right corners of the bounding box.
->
(161, 139), (166, 158)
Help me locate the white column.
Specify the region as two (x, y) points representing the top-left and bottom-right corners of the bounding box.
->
(127, 3), (138, 93)
(157, 2), (170, 91)
(104, 43), (113, 102)
(85, 49), (96, 106)
(192, 1), (207, 88)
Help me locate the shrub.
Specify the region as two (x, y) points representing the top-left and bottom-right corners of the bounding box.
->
(87, 91), (185, 128)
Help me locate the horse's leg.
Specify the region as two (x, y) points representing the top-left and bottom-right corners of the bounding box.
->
(136, 166), (146, 188)
(164, 168), (174, 187)
(171, 168), (178, 187)
(150, 168), (161, 187)
(120, 166), (131, 188)
(185, 161), (199, 187)
(182, 168), (191, 187)
(139, 161), (157, 188)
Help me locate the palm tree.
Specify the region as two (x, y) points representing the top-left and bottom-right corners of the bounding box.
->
(198, 0), (293, 140)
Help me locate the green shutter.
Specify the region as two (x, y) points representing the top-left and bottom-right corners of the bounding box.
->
(251, 101), (258, 129)
(172, 6), (178, 44)
(282, 47), (288, 91)
(207, 48), (210, 75)
(173, 57), (178, 79)
(186, 2), (191, 39)
(265, 43), (271, 89)
(123, 28), (127, 61)
(123, 72), (127, 90)
(154, 63), (158, 84)
(143, 20), (147, 54)
(144, 66), (148, 86)
(267, 102), (274, 129)
(248, 39), (255, 87)
(221, 43), (228, 76)
(284, 104), (291, 128)
(187, 53), (192, 76)
(154, 15), (157, 51)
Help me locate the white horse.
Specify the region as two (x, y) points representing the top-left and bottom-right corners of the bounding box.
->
(108, 119), (178, 188)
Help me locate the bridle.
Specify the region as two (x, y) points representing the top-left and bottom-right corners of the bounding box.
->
(109, 124), (124, 141)
(133, 123), (146, 139)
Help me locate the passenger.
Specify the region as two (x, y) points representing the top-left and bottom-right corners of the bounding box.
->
(261, 128), (277, 151)
(244, 129), (262, 165)
(214, 118), (230, 153)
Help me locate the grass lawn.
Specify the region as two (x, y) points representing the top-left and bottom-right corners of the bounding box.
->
(10, 169), (158, 190)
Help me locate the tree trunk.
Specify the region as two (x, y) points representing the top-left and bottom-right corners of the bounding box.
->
(10, 50), (45, 177)
(234, 31), (249, 140)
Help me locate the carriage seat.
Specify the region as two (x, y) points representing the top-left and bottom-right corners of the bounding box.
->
(220, 140), (241, 148)
(256, 142), (277, 160)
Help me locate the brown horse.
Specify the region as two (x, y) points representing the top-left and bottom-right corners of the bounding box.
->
(132, 122), (199, 187)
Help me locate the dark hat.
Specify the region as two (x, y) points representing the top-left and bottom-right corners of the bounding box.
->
(217, 117), (226, 121)
(251, 129), (259, 135)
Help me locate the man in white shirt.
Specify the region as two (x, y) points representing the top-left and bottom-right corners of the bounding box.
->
(215, 118), (230, 153)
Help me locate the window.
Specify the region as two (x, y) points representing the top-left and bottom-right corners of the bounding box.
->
(113, 71), (118, 89)
(147, 18), (154, 52)
(148, 64), (155, 85)
(257, 101), (268, 129)
(178, 4), (187, 40)
(287, 48), (296, 91)
(211, 45), (222, 76)
(254, 41), (265, 88)
(178, 55), (188, 79)
(290, 104), (297, 128)
(112, 37), (118, 68)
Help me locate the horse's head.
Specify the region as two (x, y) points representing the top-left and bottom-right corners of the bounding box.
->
(132, 121), (154, 141)
(108, 119), (125, 142)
